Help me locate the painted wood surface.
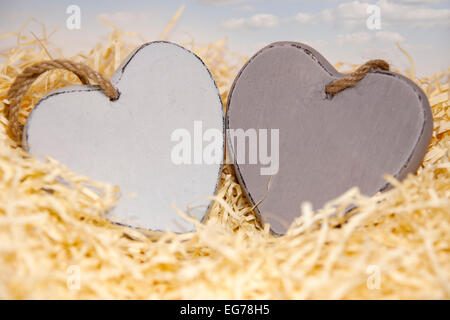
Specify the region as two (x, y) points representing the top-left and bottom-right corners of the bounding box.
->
(25, 41), (224, 232)
(226, 42), (433, 235)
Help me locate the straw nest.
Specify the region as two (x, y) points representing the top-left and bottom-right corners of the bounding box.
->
(0, 16), (449, 299)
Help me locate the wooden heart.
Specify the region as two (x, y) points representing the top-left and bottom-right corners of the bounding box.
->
(25, 41), (224, 232)
(226, 42), (433, 234)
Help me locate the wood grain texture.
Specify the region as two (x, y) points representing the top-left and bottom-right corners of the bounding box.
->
(226, 41), (433, 235)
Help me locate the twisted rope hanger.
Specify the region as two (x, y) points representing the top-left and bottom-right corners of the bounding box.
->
(5, 59), (119, 145)
(325, 59), (390, 97)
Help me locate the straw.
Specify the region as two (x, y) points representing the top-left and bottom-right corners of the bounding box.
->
(0, 10), (448, 299)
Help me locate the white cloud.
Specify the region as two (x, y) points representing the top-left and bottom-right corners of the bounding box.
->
(97, 12), (153, 24)
(247, 14), (279, 28)
(375, 30), (405, 42)
(222, 13), (279, 29)
(293, 0), (450, 29)
(320, 9), (335, 24)
(337, 30), (405, 45)
(336, 1), (368, 20)
(222, 18), (246, 29)
(295, 12), (315, 24)
(337, 31), (372, 45)
(377, 0), (450, 27)
(234, 5), (256, 12)
(302, 1), (369, 28)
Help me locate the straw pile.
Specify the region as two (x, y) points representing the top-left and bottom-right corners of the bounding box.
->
(0, 16), (449, 299)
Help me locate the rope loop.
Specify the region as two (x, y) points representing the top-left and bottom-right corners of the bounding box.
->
(5, 59), (119, 145)
(325, 59), (390, 97)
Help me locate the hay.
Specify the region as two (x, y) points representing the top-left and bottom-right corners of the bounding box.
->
(0, 16), (449, 299)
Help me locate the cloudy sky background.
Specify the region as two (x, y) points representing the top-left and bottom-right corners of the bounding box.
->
(0, 0), (449, 76)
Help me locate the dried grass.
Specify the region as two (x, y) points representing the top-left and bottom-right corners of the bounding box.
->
(0, 15), (448, 299)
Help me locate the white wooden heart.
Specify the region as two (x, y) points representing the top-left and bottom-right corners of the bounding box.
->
(24, 41), (224, 232)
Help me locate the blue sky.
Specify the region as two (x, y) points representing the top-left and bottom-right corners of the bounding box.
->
(0, 0), (449, 76)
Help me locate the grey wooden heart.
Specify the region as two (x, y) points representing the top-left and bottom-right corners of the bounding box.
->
(24, 41), (224, 232)
(226, 41), (433, 235)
